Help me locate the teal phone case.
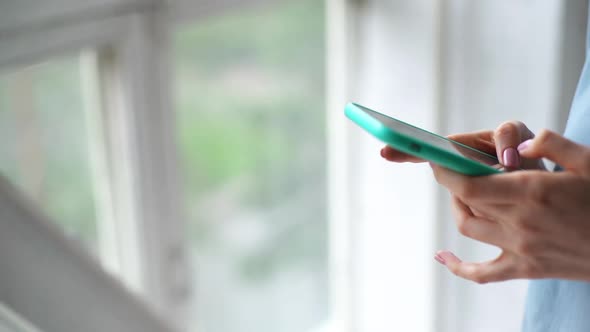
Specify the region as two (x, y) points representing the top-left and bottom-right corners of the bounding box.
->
(345, 102), (501, 176)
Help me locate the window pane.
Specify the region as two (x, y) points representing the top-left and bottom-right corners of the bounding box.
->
(174, 0), (328, 331)
(0, 56), (98, 250)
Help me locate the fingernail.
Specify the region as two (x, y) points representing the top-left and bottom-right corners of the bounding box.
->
(503, 147), (520, 168)
(380, 148), (385, 158)
(517, 139), (532, 153)
(437, 250), (461, 263)
(434, 254), (446, 265)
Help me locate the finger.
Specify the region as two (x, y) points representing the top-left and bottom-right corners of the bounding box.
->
(467, 201), (517, 224)
(435, 250), (517, 284)
(383, 130), (496, 163)
(518, 129), (590, 174)
(381, 145), (424, 163)
(430, 164), (523, 202)
(460, 200), (530, 256)
(493, 121), (535, 169)
(447, 130), (496, 155)
(451, 196), (507, 247)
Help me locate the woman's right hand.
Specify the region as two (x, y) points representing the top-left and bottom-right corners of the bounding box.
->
(380, 121), (545, 171)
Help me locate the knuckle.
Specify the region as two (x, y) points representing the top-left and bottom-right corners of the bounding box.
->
(526, 179), (553, 206)
(456, 216), (471, 237)
(514, 237), (535, 256)
(495, 121), (520, 140)
(446, 262), (462, 277)
(513, 223), (540, 255)
(471, 273), (489, 285)
(520, 260), (543, 279)
(535, 129), (554, 146)
(513, 121), (534, 139)
(514, 214), (535, 233)
(454, 265), (490, 284)
(496, 121), (518, 133)
(514, 172), (532, 187)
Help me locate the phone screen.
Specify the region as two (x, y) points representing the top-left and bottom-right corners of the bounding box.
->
(357, 104), (499, 166)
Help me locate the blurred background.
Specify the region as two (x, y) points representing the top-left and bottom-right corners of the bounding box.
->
(0, 0), (586, 332)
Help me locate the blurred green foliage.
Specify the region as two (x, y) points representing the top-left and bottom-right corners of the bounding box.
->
(174, 0), (327, 282)
(0, 0), (327, 296)
(175, 0), (325, 197)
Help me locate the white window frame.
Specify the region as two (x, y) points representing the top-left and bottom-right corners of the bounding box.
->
(2, 0), (331, 331)
(4, 0), (584, 332)
(0, 0), (187, 327)
(168, 0), (280, 24)
(325, 0), (360, 331)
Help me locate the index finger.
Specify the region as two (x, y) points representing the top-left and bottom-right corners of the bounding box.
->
(447, 130), (496, 156)
(382, 130), (495, 163)
(493, 121), (535, 169)
(381, 145), (424, 163)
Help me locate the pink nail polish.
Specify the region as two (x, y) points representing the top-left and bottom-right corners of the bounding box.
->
(434, 254), (446, 265)
(503, 147), (519, 168)
(517, 139), (532, 153)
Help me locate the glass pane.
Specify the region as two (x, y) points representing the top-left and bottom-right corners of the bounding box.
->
(174, 0), (328, 331)
(0, 56), (98, 250)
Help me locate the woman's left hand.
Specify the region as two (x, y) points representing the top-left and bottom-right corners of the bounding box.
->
(432, 129), (590, 283)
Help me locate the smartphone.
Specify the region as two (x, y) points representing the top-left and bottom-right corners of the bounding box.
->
(345, 102), (501, 176)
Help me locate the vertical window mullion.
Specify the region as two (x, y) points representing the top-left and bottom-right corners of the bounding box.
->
(114, 12), (190, 329)
(81, 47), (146, 292)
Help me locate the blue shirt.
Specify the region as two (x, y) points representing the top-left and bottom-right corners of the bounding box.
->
(521, 9), (590, 332)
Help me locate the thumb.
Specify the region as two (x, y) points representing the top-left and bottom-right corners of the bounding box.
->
(493, 121), (535, 169)
(517, 129), (590, 173)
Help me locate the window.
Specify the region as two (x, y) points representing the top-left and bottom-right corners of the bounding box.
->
(1, 1), (585, 332)
(174, 0), (328, 331)
(0, 55), (99, 250)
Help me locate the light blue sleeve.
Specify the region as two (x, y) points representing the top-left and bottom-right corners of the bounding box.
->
(521, 6), (590, 332)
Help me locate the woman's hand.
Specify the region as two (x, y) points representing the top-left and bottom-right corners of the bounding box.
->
(432, 130), (590, 283)
(381, 121), (544, 170)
